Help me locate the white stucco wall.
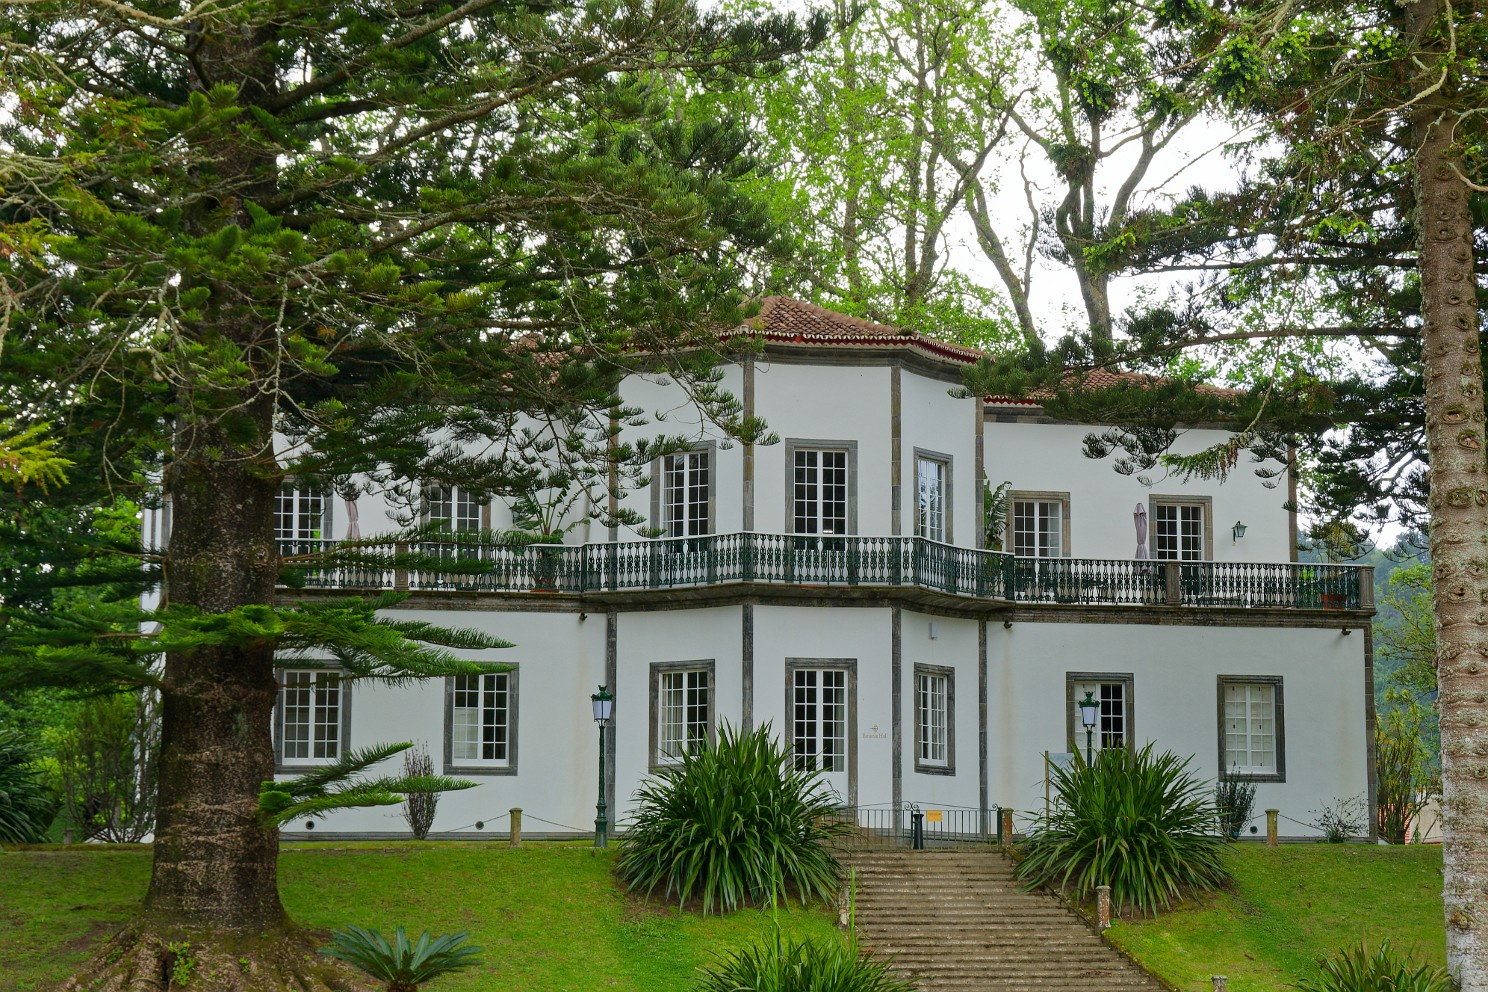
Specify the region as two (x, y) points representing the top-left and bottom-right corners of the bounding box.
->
(984, 418), (1292, 563)
(987, 620), (1369, 838)
(899, 372), (982, 546)
(900, 611), (982, 809)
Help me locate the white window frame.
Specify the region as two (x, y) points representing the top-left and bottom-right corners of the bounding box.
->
(275, 485), (329, 544)
(914, 664), (954, 774)
(1151, 497), (1211, 562)
(914, 450), (952, 544)
(790, 667), (848, 773)
(661, 449), (712, 539)
(423, 484), (482, 533)
(1009, 493), (1069, 558)
(275, 668), (348, 769)
(1067, 673), (1133, 754)
(649, 661), (715, 770)
(785, 440), (856, 537)
(1219, 676), (1285, 782)
(444, 667), (518, 775)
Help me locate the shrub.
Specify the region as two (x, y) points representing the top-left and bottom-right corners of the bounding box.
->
(695, 926), (913, 992)
(1296, 940), (1453, 992)
(56, 690), (159, 842)
(0, 729), (57, 844)
(401, 744), (438, 840)
(617, 722), (845, 914)
(320, 926), (482, 992)
(1375, 691), (1437, 844)
(1016, 743), (1231, 915)
(1312, 795), (1366, 843)
(1216, 772), (1257, 839)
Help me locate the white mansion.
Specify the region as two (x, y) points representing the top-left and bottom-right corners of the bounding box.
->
(242, 297), (1376, 840)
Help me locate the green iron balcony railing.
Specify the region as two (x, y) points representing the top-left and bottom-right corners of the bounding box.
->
(275, 533), (1369, 610)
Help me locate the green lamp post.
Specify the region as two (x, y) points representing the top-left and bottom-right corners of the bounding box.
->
(1078, 690), (1100, 765)
(591, 685), (614, 849)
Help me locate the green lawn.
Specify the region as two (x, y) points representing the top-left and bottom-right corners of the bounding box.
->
(1106, 844), (1446, 991)
(0, 842), (838, 992)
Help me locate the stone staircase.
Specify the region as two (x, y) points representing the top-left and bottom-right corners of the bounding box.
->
(844, 849), (1167, 992)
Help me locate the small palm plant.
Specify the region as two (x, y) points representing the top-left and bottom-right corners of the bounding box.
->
(1296, 940), (1453, 992)
(320, 926), (482, 992)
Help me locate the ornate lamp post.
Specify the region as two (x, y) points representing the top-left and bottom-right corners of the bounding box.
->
(1078, 690), (1100, 765)
(591, 685), (614, 849)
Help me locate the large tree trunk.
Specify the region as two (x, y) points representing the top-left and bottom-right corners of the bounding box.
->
(1412, 47), (1488, 989)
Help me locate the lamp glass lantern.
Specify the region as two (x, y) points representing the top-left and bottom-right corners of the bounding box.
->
(591, 685), (614, 725)
(1232, 521), (1247, 543)
(1078, 690), (1100, 765)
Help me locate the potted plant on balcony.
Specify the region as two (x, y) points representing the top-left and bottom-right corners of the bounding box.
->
(512, 486), (582, 591)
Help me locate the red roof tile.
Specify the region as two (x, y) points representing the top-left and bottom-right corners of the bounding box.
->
(728, 296), (985, 365)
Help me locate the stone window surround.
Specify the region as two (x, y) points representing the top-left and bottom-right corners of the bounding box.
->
(273, 666), (353, 773)
(275, 483), (333, 541)
(912, 662), (956, 775)
(649, 441), (719, 537)
(1065, 671), (1134, 754)
(1149, 494), (1213, 562)
(442, 665), (519, 777)
(1217, 675), (1286, 783)
(1006, 490), (1072, 557)
(912, 447), (954, 544)
(783, 657), (859, 806)
(783, 439), (859, 536)
(419, 483), (492, 531)
(647, 659), (717, 772)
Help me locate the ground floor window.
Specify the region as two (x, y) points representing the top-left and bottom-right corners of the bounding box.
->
(914, 664), (954, 773)
(1219, 676), (1284, 780)
(791, 667), (847, 772)
(445, 668), (517, 774)
(277, 669), (346, 765)
(650, 661), (714, 768)
(1066, 673), (1132, 755)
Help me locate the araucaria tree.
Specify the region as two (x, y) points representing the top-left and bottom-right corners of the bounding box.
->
(0, 1), (819, 988)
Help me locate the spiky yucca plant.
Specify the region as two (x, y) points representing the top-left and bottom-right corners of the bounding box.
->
(695, 928), (915, 992)
(617, 723), (845, 914)
(1017, 743), (1231, 915)
(1296, 940), (1454, 992)
(0, 729), (56, 844)
(320, 926), (482, 992)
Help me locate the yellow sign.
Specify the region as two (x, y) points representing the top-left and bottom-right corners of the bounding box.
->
(925, 809), (943, 823)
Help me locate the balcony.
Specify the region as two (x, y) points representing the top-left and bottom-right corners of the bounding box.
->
(276, 533), (1373, 613)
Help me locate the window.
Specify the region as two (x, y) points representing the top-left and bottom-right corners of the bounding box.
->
(424, 485), (481, 533)
(1067, 674), (1132, 753)
(914, 451), (951, 543)
(789, 444), (852, 536)
(445, 668), (518, 774)
(1152, 498), (1210, 561)
(650, 662), (714, 768)
(1010, 494), (1068, 557)
(275, 486), (328, 545)
(1219, 677), (1284, 780)
(662, 450), (711, 538)
(914, 665), (954, 773)
(791, 667), (847, 772)
(276, 669), (347, 766)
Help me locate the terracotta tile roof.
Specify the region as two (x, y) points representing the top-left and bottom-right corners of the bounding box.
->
(987, 368), (1243, 406)
(729, 296), (985, 365)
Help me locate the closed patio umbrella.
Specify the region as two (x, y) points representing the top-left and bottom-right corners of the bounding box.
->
(1134, 503), (1149, 561)
(343, 495), (360, 541)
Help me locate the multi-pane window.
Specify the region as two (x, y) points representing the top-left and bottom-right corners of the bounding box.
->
(1071, 678), (1128, 752)
(425, 485), (480, 532)
(275, 486), (327, 544)
(452, 671), (510, 766)
(1223, 681), (1278, 775)
(280, 670), (341, 761)
(663, 451), (710, 538)
(792, 668), (847, 772)
(915, 669), (950, 768)
(793, 449), (848, 536)
(658, 669), (710, 761)
(915, 457), (948, 542)
(1012, 499), (1063, 557)
(1154, 502), (1205, 560)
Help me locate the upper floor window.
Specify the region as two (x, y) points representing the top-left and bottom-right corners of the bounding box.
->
(793, 448), (848, 536)
(1011, 494), (1067, 558)
(1153, 498), (1209, 561)
(425, 485), (481, 533)
(277, 669), (345, 766)
(915, 452), (950, 543)
(1220, 677), (1284, 780)
(663, 451), (711, 538)
(446, 668), (517, 774)
(276, 486), (328, 544)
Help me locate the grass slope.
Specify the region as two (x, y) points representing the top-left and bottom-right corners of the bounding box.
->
(0, 843), (838, 992)
(1106, 844), (1445, 991)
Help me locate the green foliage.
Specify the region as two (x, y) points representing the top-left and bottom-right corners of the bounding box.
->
(1216, 773), (1257, 839)
(56, 691), (159, 843)
(983, 481), (1011, 551)
(1375, 691), (1437, 845)
(0, 728), (57, 844)
(0, 422), (73, 493)
(401, 744), (439, 841)
(258, 742), (475, 828)
(694, 925), (913, 992)
(1016, 743), (1231, 915)
(1379, 564), (1436, 700)
(1311, 796), (1367, 844)
(1295, 941), (1454, 992)
(320, 926), (482, 992)
(617, 723), (845, 914)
